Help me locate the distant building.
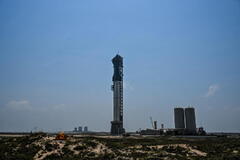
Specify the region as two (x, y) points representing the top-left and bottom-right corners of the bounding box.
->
(174, 107), (185, 129)
(84, 126), (88, 132)
(185, 107), (196, 133)
(78, 126), (82, 132)
(140, 107), (200, 136)
(74, 127), (77, 132)
(174, 107), (197, 134)
(161, 124), (164, 129)
(153, 121), (157, 130)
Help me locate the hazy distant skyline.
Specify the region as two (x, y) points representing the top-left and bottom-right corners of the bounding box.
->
(0, 0), (240, 132)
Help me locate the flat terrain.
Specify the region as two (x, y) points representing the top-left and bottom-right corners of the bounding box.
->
(0, 133), (239, 160)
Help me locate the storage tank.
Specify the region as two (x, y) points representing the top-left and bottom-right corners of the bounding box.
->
(78, 126), (82, 132)
(84, 126), (88, 132)
(174, 107), (185, 129)
(185, 107), (196, 133)
(74, 127), (77, 132)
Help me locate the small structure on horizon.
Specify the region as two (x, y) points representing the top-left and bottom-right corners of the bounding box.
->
(78, 126), (82, 132)
(84, 126), (88, 132)
(74, 127), (77, 132)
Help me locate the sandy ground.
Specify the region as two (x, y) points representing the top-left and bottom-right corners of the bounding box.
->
(1, 134), (208, 159)
(129, 144), (207, 157)
(34, 138), (65, 160)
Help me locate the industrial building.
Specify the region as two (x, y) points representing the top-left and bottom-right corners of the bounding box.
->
(139, 107), (204, 135)
(74, 127), (77, 132)
(111, 55), (125, 135)
(174, 108), (185, 129)
(185, 107), (197, 133)
(173, 107), (197, 134)
(84, 126), (88, 132)
(78, 126), (82, 132)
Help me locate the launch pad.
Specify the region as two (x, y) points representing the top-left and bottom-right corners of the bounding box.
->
(111, 121), (125, 135)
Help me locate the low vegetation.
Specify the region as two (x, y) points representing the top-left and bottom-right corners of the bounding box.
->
(0, 133), (239, 160)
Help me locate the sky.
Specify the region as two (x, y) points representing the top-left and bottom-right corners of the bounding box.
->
(0, 0), (240, 132)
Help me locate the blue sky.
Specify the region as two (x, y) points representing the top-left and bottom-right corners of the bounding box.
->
(0, 0), (240, 132)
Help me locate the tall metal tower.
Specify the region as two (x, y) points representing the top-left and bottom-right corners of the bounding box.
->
(111, 54), (125, 135)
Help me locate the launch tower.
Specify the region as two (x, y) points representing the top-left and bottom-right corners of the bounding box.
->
(111, 55), (125, 135)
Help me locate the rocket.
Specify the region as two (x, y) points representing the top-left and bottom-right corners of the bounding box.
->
(111, 54), (125, 135)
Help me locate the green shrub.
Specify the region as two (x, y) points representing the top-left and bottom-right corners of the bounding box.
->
(82, 139), (97, 148)
(44, 153), (62, 160)
(74, 145), (87, 151)
(62, 146), (74, 155)
(45, 142), (58, 152)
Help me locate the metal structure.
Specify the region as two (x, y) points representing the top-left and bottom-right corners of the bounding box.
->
(161, 123), (164, 129)
(174, 107), (185, 129)
(139, 107), (202, 136)
(185, 107), (196, 133)
(150, 117), (154, 129)
(154, 121), (157, 130)
(111, 55), (125, 135)
(149, 117), (157, 129)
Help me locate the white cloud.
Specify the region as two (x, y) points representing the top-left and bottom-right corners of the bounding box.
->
(205, 84), (220, 97)
(6, 100), (32, 110)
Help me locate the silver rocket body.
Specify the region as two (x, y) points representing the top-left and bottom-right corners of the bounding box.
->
(111, 55), (125, 135)
(113, 81), (123, 122)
